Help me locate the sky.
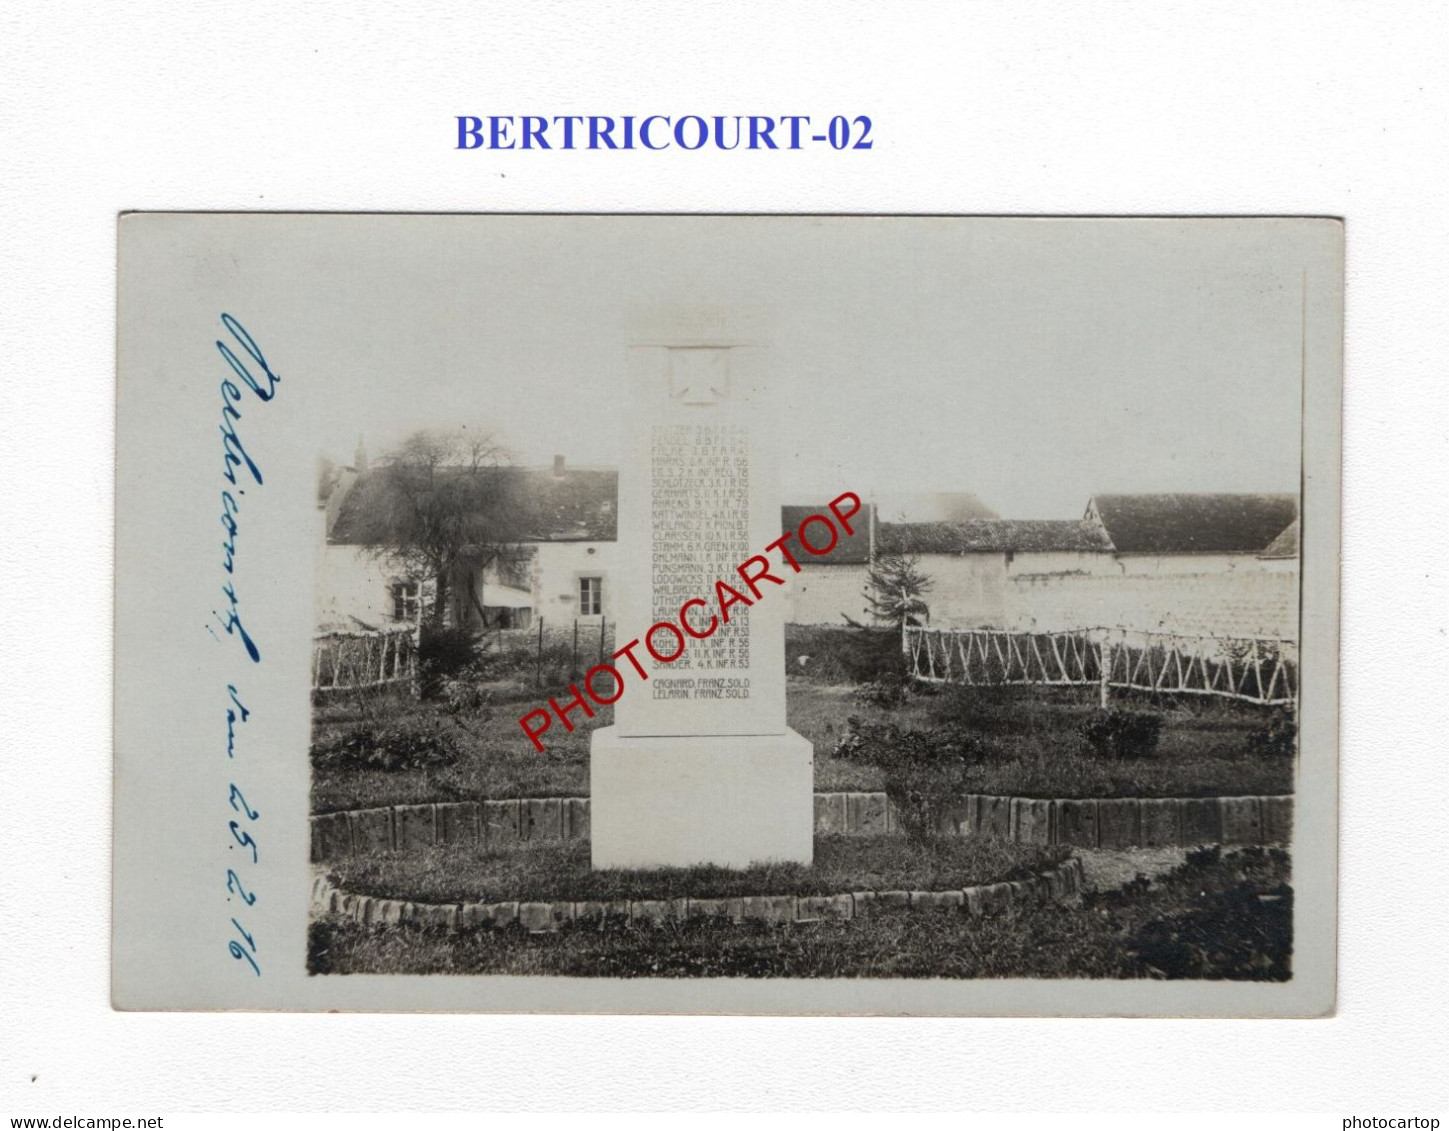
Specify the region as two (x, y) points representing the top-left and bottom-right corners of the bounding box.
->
(286, 215), (1309, 518)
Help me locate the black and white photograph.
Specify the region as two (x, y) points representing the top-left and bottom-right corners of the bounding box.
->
(110, 213), (1340, 1010)
(15, 0), (1449, 1116)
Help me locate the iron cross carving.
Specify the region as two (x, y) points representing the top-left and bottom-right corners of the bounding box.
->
(667, 347), (732, 405)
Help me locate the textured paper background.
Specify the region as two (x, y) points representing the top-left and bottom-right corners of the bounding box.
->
(4, 0), (1448, 1111)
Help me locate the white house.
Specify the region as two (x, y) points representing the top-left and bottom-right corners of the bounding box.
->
(778, 503), (875, 626)
(316, 454), (618, 636)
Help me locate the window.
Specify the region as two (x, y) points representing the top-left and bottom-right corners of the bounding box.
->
(391, 580), (421, 622)
(579, 576), (602, 616)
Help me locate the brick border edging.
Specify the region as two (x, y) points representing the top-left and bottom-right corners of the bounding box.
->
(939, 792), (1293, 849)
(311, 792), (1291, 860)
(311, 797), (590, 862)
(309, 856), (1087, 933)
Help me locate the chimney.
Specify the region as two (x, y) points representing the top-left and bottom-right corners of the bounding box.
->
(553, 454), (566, 478)
(354, 435), (369, 473)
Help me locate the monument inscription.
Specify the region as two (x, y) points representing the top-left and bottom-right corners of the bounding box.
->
(612, 334), (787, 739)
(649, 422), (752, 687)
(590, 310), (813, 868)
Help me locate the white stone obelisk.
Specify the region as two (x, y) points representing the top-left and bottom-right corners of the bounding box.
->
(589, 308), (814, 869)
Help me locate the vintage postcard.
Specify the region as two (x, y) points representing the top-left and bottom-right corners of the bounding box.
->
(113, 214), (1341, 1014)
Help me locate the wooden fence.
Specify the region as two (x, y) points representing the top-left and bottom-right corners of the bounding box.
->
(903, 625), (1297, 708)
(493, 618), (615, 687)
(312, 628), (418, 694)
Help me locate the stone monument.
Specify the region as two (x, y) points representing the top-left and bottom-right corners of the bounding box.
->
(589, 308), (815, 869)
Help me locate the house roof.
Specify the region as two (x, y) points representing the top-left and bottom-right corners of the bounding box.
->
(328, 466), (619, 545)
(1088, 493), (1298, 554)
(877, 519), (1113, 555)
(1260, 518), (1299, 559)
(874, 491), (999, 523)
(517, 467), (619, 540)
(781, 504), (874, 563)
(329, 468), (873, 557)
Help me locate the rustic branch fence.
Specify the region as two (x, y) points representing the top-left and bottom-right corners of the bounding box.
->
(311, 618), (615, 695)
(312, 628), (418, 694)
(903, 625), (1297, 708)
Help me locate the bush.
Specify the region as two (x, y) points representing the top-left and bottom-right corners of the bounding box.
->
(786, 625), (905, 685)
(1124, 845), (1292, 980)
(1244, 708), (1297, 758)
(923, 682), (1056, 735)
(417, 626), (483, 698)
(851, 670), (911, 710)
(313, 711), (461, 773)
(1184, 843), (1222, 871)
(1080, 708), (1164, 760)
(487, 638), (579, 696)
(438, 664), (495, 722)
(834, 716), (983, 843)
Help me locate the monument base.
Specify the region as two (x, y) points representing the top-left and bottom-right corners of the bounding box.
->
(588, 727), (815, 870)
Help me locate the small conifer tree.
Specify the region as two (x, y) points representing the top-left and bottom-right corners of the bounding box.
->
(863, 552), (933, 629)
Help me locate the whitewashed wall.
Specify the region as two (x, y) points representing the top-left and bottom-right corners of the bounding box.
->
(1008, 563), (1299, 639)
(526, 541), (617, 626)
(783, 563), (870, 626)
(315, 543), (411, 630)
(917, 550), (1298, 639)
(916, 550), (1118, 629)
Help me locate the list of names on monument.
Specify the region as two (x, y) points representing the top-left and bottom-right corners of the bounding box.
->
(650, 422), (752, 696)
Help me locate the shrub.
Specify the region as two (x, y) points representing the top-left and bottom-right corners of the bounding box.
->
(312, 711), (461, 773)
(1124, 846), (1292, 980)
(923, 682), (1054, 735)
(1184, 843), (1222, 871)
(786, 625), (906, 685)
(488, 638), (579, 696)
(1244, 708), (1297, 758)
(438, 664), (495, 722)
(851, 671), (911, 710)
(417, 626), (483, 698)
(834, 716), (983, 843)
(1080, 708), (1164, 760)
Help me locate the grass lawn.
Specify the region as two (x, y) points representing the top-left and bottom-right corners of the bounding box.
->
(310, 689), (602, 813)
(308, 845), (1292, 980)
(797, 681), (1294, 798)
(325, 834), (1069, 904)
(311, 678), (1293, 814)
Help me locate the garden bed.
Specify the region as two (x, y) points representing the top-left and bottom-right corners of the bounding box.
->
(795, 683), (1295, 799)
(325, 834), (1069, 905)
(308, 845), (1291, 980)
(310, 692), (599, 814)
(310, 676), (1294, 815)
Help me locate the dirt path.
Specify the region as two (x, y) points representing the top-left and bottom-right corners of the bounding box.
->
(1075, 847), (1189, 893)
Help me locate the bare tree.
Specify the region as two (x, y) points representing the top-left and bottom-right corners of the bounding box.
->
(355, 428), (533, 630)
